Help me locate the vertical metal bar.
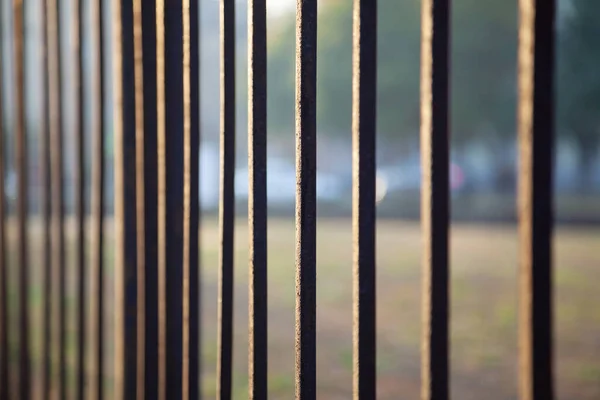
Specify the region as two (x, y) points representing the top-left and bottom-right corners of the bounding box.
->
(89, 0), (106, 398)
(183, 0), (200, 397)
(517, 1), (555, 399)
(113, 0), (138, 397)
(182, 0), (191, 394)
(294, 0), (317, 398)
(420, 0), (449, 399)
(40, 0), (52, 397)
(74, 0), (87, 396)
(157, 0), (185, 397)
(217, 0), (235, 398)
(139, 0), (159, 398)
(0, 2), (8, 396)
(156, 0), (166, 395)
(352, 0), (377, 398)
(13, 0), (30, 397)
(187, 0), (200, 397)
(132, 0), (147, 397)
(48, 0), (67, 396)
(248, 0), (267, 397)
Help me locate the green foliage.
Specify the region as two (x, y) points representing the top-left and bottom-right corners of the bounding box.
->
(450, 0), (517, 141)
(558, 0), (600, 153)
(267, 0), (518, 145)
(553, 0), (600, 187)
(266, 0), (600, 160)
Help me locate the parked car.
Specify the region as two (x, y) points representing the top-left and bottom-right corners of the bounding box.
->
(235, 158), (297, 206)
(234, 156), (347, 206)
(198, 144), (220, 211)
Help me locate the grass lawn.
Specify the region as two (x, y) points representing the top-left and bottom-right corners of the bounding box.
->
(4, 217), (600, 399)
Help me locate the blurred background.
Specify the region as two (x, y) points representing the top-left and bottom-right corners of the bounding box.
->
(1, 0), (599, 399)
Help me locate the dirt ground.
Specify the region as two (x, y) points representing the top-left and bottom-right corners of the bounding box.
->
(4, 217), (600, 399)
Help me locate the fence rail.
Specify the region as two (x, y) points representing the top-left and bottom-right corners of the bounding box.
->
(0, 0), (556, 399)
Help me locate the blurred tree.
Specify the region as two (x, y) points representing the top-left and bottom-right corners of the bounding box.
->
(266, 14), (296, 136)
(450, 0), (517, 144)
(266, 0), (518, 148)
(557, 0), (600, 190)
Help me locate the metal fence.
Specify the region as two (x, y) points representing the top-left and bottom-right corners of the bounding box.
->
(0, 0), (555, 399)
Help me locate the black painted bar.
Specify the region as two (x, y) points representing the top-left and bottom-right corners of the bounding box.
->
(517, 1), (555, 399)
(157, 0), (185, 397)
(74, 0), (87, 396)
(217, 0), (236, 398)
(182, 0), (200, 397)
(40, 0), (52, 397)
(294, 1), (317, 398)
(89, 0), (106, 398)
(420, 0), (450, 399)
(352, 0), (377, 398)
(188, 0), (200, 398)
(248, 0), (267, 397)
(137, 0), (159, 398)
(13, 1), (30, 397)
(113, 0), (138, 397)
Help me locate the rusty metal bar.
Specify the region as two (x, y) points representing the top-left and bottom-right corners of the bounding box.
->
(0, 2), (8, 396)
(294, 0), (317, 398)
(420, 0), (450, 399)
(182, 2), (190, 395)
(12, 0), (30, 397)
(217, 0), (236, 398)
(157, 0), (165, 395)
(88, 0), (106, 398)
(186, 0), (200, 398)
(74, 0), (87, 396)
(352, 0), (377, 398)
(137, 0), (159, 398)
(133, 0), (148, 397)
(248, 0), (267, 397)
(157, 0), (185, 397)
(113, 0), (139, 397)
(40, 0), (52, 397)
(47, 0), (66, 396)
(517, 1), (555, 399)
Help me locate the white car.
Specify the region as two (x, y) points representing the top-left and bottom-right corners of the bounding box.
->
(235, 157), (347, 205)
(198, 144), (220, 211)
(235, 158), (296, 205)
